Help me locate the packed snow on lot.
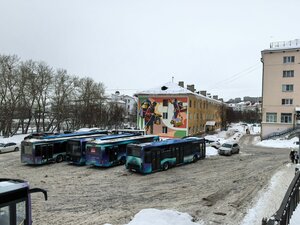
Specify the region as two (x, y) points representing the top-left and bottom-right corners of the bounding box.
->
(1, 124), (300, 225)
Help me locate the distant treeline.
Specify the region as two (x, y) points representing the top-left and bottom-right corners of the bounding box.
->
(0, 54), (132, 136)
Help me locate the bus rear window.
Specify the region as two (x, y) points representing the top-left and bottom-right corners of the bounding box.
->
(127, 146), (141, 157)
(87, 146), (98, 155)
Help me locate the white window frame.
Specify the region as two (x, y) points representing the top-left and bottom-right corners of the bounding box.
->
(283, 56), (295, 63)
(282, 84), (294, 92)
(281, 113), (292, 123)
(266, 113), (277, 122)
(283, 70), (294, 78)
(281, 99), (293, 105)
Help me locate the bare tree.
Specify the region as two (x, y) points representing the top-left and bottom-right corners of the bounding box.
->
(49, 69), (76, 132)
(0, 55), (21, 136)
(33, 62), (53, 132)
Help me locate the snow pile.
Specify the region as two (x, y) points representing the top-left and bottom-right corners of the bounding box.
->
(104, 209), (204, 225)
(241, 164), (294, 225)
(256, 137), (298, 149)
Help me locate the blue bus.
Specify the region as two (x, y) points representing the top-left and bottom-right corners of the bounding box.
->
(65, 133), (140, 165)
(21, 132), (108, 165)
(0, 178), (47, 225)
(126, 137), (206, 174)
(85, 135), (160, 167)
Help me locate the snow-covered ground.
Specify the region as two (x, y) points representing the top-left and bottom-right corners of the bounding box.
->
(1, 124), (299, 225)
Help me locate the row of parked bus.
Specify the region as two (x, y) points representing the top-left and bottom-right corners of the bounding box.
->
(20, 130), (206, 174)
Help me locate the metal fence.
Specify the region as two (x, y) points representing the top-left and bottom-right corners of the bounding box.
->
(262, 169), (300, 225)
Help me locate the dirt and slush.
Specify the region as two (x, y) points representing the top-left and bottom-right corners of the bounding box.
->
(0, 135), (293, 225)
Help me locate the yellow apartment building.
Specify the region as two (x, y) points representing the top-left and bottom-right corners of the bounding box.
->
(135, 81), (223, 138)
(261, 39), (300, 139)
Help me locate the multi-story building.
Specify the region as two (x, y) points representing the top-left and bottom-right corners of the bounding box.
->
(109, 91), (137, 126)
(261, 39), (300, 139)
(135, 81), (223, 138)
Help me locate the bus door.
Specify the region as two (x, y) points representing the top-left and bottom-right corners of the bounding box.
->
(41, 145), (53, 161)
(108, 146), (118, 162)
(151, 149), (161, 171)
(175, 146), (184, 164)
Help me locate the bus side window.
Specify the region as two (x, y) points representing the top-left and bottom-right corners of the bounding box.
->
(35, 146), (42, 157)
(162, 148), (172, 159)
(144, 151), (151, 163)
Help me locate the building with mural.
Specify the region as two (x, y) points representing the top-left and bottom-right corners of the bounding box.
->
(135, 82), (223, 138)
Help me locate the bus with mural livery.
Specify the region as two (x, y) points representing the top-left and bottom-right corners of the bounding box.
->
(85, 135), (160, 167)
(65, 133), (140, 165)
(126, 137), (205, 174)
(21, 131), (108, 165)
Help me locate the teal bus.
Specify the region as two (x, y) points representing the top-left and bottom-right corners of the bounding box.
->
(85, 135), (160, 167)
(126, 137), (206, 174)
(21, 131), (108, 165)
(65, 133), (139, 165)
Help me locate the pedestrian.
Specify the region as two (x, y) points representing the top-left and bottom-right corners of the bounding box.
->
(295, 151), (299, 164)
(290, 150), (295, 164)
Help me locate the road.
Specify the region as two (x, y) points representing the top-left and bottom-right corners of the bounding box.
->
(0, 135), (292, 225)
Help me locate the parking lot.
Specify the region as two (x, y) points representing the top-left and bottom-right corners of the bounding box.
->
(0, 135), (291, 225)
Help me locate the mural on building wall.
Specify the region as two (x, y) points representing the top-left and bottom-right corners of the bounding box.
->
(138, 97), (188, 138)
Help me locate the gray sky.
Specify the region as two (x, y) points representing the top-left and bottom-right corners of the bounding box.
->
(1, 0), (299, 101)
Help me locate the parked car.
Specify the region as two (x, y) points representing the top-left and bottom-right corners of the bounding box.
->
(205, 139), (221, 149)
(0, 142), (19, 153)
(218, 141), (240, 156)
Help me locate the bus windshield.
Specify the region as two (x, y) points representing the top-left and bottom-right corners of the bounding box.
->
(67, 141), (81, 156)
(127, 146), (141, 157)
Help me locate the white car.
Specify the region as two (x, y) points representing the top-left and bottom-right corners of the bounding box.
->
(218, 141), (240, 156)
(205, 139), (221, 149)
(0, 142), (19, 153)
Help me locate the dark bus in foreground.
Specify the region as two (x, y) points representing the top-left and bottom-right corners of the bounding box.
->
(65, 133), (139, 165)
(126, 137), (206, 174)
(0, 178), (47, 225)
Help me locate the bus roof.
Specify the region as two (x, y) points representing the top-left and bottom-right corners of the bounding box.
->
(88, 135), (159, 145)
(0, 179), (28, 195)
(68, 133), (137, 142)
(22, 133), (108, 143)
(130, 137), (204, 148)
(44, 130), (108, 139)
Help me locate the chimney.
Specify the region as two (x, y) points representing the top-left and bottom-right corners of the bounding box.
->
(187, 84), (195, 92)
(213, 95), (218, 100)
(200, 90), (207, 96)
(178, 81), (184, 88)
(207, 93), (211, 98)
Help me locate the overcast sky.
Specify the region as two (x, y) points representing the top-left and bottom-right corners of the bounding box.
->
(0, 0), (299, 101)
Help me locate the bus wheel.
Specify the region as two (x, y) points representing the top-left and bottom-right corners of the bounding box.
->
(162, 162), (169, 171)
(56, 155), (63, 163)
(193, 155), (198, 163)
(120, 157), (126, 165)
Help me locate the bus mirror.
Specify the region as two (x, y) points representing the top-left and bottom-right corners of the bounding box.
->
(29, 188), (48, 201)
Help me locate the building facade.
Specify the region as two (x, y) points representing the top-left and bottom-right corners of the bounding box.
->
(261, 39), (300, 138)
(135, 82), (223, 138)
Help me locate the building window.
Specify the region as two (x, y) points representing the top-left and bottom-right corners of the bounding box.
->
(163, 99), (168, 106)
(282, 84), (294, 92)
(163, 112), (168, 119)
(266, 113), (277, 122)
(281, 113), (292, 123)
(283, 56), (295, 63)
(283, 70), (294, 77)
(162, 126), (168, 133)
(189, 100), (192, 107)
(282, 99), (293, 105)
